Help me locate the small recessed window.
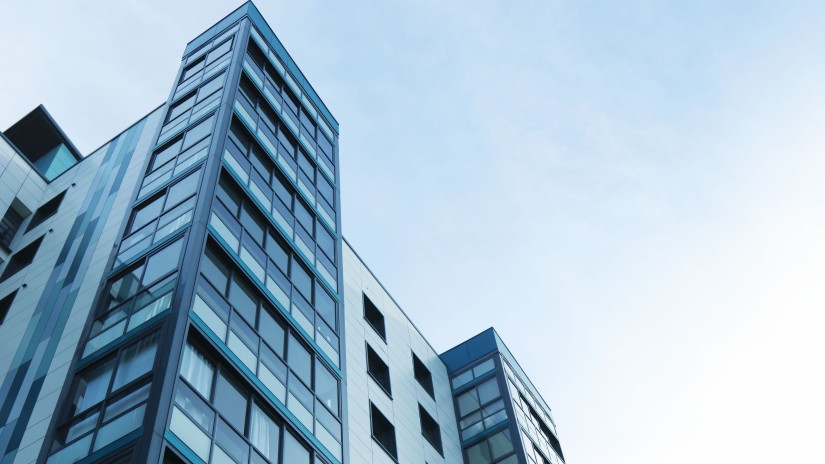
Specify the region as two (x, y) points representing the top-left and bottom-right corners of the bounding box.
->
(370, 403), (397, 460)
(363, 294), (386, 340)
(0, 236), (44, 282)
(0, 200), (28, 249)
(413, 353), (435, 398)
(26, 191), (66, 232)
(0, 290), (18, 324)
(367, 344), (391, 396)
(419, 404), (443, 455)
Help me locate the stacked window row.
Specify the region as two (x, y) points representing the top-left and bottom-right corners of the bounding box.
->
(464, 429), (518, 464)
(504, 368), (564, 464)
(169, 339), (334, 463)
(241, 42), (335, 183)
(232, 67), (337, 232)
(224, 116), (337, 269)
(84, 239), (184, 358)
(456, 376), (508, 441)
(174, 24), (239, 103)
(158, 70), (227, 145)
(209, 173), (339, 360)
(139, 113), (215, 200)
(192, 241), (343, 459)
(247, 27), (336, 164)
(117, 168), (201, 266)
(48, 331), (161, 463)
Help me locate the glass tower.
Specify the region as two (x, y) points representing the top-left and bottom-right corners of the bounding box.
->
(38, 4), (343, 464)
(0, 3), (565, 464)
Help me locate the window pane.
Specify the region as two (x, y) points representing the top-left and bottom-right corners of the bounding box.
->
(258, 307), (285, 357)
(214, 372), (247, 433)
(202, 246), (230, 294)
(477, 378), (500, 405)
(72, 359), (116, 414)
(249, 404), (279, 462)
(143, 239), (183, 285)
(265, 233), (289, 273)
(282, 431), (310, 464)
(181, 343), (214, 398)
(240, 205), (265, 245)
(129, 196), (163, 234)
(290, 262), (312, 301)
(107, 266), (144, 308)
(458, 390), (480, 417)
(174, 383), (214, 433)
(314, 284), (335, 327)
(183, 116), (214, 149)
(113, 332), (159, 390)
(488, 429), (514, 459)
(288, 336), (311, 384)
(229, 276), (257, 324)
(166, 170), (200, 208)
(315, 360), (338, 413)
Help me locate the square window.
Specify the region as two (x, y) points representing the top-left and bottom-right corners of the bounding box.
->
(370, 403), (397, 460)
(363, 294), (385, 341)
(0, 290), (18, 324)
(0, 236), (44, 282)
(26, 191), (66, 232)
(419, 404), (443, 455)
(413, 353), (435, 398)
(366, 345), (391, 396)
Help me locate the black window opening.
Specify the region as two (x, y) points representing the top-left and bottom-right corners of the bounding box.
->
(363, 294), (386, 340)
(0, 290), (18, 324)
(26, 191), (66, 232)
(0, 236), (44, 282)
(367, 344), (392, 396)
(413, 353), (435, 398)
(419, 404), (443, 455)
(0, 202), (27, 249)
(370, 403), (398, 460)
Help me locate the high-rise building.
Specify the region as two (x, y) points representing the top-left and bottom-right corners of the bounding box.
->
(0, 3), (565, 464)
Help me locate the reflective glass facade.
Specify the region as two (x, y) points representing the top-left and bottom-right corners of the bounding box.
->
(0, 3), (565, 464)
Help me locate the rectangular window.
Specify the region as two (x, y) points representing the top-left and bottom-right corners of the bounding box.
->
(0, 290), (17, 324)
(0, 236), (44, 282)
(419, 404), (443, 455)
(26, 191), (66, 232)
(370, 403), (397, 460)
(0, 202), (27, 249)
(413, 353), (435, 398)
(366, 345), (391, 396)
(363, 294), (385, 341)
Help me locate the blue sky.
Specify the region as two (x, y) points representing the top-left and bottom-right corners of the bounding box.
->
(2, 1), (824, 462)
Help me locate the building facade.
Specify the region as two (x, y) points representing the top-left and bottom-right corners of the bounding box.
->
(0, 3), (565, 464)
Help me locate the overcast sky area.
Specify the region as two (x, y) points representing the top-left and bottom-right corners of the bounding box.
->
(2, 1), (825, 463)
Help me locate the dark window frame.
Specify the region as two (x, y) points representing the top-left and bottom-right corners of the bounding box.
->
(0, 235), (44, 282)
(26, 190), (66, 232)
(370, 403), (398, 461)
(366, 344), (392, 397)
(412, 353), (435, 399)
(363, 294), (386, 341)
(419, 404), (443, 455)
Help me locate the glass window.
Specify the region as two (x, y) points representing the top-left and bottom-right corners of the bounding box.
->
(166, 170), (200, 208)
(142, 239), (183, 285)
(265, 233), (289, 273)
(168, 93), (196, 122)
(288, 336), (311, 384)
(112, 332), (159, 389)
(26, 191), (66, 232)
(240, 205), (265, 245)
(129, 196), (163, 234)
(214, 372), (247, 433)
(198, 72), (226, 102)
(181, 343), (214, 398)
(293, 199), (313, 232)
(72, 359), (116, 415)
(202, 246), (230, 293)
(183, 116), (214, 150)
(315, 360), (338, 412)
(370, 403), (397, 460)
(258, 306), (285, 356)
(290, 262), (312, 300)
(151, 138), (183, 172)
(217, 175), (242, 215)
(314, 284), (335, 326)
(249, 404), (279, 462)
(363, 294), (386, 340)
(282, 431), (310, 464)
(229, 275), (257, 324)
